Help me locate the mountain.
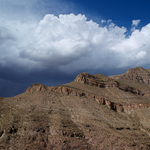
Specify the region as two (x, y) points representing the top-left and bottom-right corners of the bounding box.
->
(110, 66), (150, 84)
(1, 67), (150, 149)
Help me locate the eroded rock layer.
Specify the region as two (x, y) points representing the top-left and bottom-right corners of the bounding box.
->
(50, 86), (150, 112)
(75, 72), (119, 88)
(24, 71), (150, 113)
(75, 72), (145, 96)
(117, 67), (150, 84)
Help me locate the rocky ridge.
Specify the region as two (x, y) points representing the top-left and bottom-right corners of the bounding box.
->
(75, 72), (118, 88)
(49, 85), (150, 113)
(1, 67), (150, 149)
(25, 71), (150, 113)
(111, 66), (150, 84)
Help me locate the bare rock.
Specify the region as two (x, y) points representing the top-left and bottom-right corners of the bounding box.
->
(119, 66), (150, 84)
(75, 72), (119, 88)
(26, 83), (48, 92)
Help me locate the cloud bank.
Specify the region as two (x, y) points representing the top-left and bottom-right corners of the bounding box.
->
(0, 14), (150, 74)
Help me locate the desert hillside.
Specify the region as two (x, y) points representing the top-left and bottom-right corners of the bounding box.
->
(1, 67), (150, 149)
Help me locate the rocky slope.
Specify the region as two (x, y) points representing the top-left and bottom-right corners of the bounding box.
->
(1, 67), (150, 149)
(110, 66), (150, 84)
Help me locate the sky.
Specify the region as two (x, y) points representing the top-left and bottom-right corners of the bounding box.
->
(1, 0), (150, 97)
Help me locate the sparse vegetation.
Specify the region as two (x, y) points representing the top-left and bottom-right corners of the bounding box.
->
(1, 67), (150, 149)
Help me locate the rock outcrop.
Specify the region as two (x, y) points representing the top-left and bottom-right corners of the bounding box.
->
(118, 83), (144, 96)
(75, 72), (119, 88)
(50, 86), (150, 113)
(119, 67), (150, 84)
(25, 71), (150, 113)
(75, 72), (144, 96)
(50, 86), (123, 111)
(26, 83), (48, 92)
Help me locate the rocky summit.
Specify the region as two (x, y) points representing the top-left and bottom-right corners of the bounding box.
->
(1, 67), (150, 149)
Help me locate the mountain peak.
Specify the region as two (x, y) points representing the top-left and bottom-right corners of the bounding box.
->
(110, 66), (150, 84)
(120, 67), (150, 83)
(126, 66), (147, 73)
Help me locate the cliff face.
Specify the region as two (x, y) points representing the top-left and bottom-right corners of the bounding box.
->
(75, 72), (144, 96)
(75, 72), (119, 88)
(119, 67), (150, 84)
(48, 72), (149, 113)
(23, 71), (150, 113)
(1, 67), (150, 149)
(49, 85), (150, 113)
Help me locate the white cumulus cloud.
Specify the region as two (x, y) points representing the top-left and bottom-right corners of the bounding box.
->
(132, 19), (141, 26)
(0, 13), (150, 73)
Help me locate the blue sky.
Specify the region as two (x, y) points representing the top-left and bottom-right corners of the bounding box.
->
(0, 0), (150, 97)
(69, 0), (150, 28)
